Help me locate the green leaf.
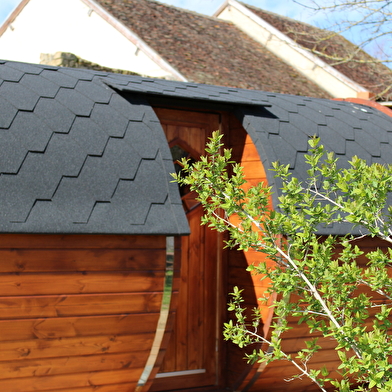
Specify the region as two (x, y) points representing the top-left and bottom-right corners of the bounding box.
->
(174, 132), (392, 391)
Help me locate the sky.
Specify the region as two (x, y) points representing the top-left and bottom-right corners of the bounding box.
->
(0, 0), (343, 31)
(0, 0), (385, 59)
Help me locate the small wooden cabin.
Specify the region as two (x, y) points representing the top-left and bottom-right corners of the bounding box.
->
(0, 59), (391, 392)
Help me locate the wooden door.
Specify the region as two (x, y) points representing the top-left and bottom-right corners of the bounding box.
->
(151, 108), (223, 391)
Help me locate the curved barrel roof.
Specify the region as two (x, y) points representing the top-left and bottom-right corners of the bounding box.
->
(0, 60), (188, 234)
(1, 60), (391, 234)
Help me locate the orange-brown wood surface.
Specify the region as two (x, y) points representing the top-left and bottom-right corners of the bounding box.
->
(149, 107), (221, 392)
(245, 238), (392, 391)
(0, 369), (141, 392)
(40, 384), (137, 392)
(0, 334), (154, 361)
(0, 293), (162, 318)
(0, 234), (166, 392)
(0, 248), (165, 272)
(225, 124), (277, 391)
(0, 271), (164, 296)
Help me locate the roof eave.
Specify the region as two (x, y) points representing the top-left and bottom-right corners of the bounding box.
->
(216, 0), (370, 98)
(0, 0), (30, 38)
(213, 0), (230, 18)
(81, 0), (188, 82)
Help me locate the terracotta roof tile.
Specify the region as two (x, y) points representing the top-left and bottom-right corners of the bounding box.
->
(244, 4), (392, 100)
(95, 0), (330, 98)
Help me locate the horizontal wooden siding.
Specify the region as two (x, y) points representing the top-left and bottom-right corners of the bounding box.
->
(0, 234), (166, 392)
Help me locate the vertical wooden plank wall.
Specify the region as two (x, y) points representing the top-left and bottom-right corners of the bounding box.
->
(0, 234), (166, 392)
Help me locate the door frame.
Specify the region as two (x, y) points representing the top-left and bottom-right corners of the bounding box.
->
(149, 107), (228, 392)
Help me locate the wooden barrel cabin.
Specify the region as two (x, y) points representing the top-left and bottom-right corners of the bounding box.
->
(0, 59), (391, 392)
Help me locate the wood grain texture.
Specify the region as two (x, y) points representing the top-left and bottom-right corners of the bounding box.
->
(150, 108), (220, 391)
(0, 352), (147, 380)
(0, 271), (165, 296)
(0, 368), (142, 392)
(37, 383), (137, 392)
(0, 292), (162, 319)
(0, 333), (154, 362)
(0, 234), (165, 249)
(0, 248), (165, 272)
(0, 313), (159, 341)
(226, 129), (275, 392)
(0, 234), (166, 391)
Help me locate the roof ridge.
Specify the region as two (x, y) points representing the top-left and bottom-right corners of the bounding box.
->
(141, 0), (222, 21)
(98, 0), (223, 22)
(215, 0), (392, 99)
(239, 1), (329, 33)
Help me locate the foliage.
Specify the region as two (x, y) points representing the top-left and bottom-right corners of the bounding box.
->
(289, 0), (392, 100)
(173, 131), (392, 391)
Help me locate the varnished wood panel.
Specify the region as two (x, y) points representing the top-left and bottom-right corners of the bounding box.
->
(0, 368), (141, 392)
(0, 248), (164, 272)
(0, 271), (164, 296)
(228, 266), (270, 289)
(0, 234), (165, 249)
(0, 333), (154, 362)
(0, 292), (162, 319)
(0, 313), (159, 341)
(0, 351), (146, 379)
(150, 371), (216, 392)
(226, 127), (275, 391)
(151, 108), (221, 391)
(39, 384), (137, 392)
(0, 234), (166, 392)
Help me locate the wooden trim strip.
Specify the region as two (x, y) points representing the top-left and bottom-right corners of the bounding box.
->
(136, 236), (175, 390)
(0, 0), (29, 38)
(155, 369), (206, 378)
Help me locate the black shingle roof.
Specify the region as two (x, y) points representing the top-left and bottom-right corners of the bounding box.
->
(1, 60), (392, 235)
(0, 60), (187, 234)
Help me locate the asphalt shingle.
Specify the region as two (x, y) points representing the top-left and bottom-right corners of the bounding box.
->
(0, 59), (392, 236)
(0, 81), (40, 111)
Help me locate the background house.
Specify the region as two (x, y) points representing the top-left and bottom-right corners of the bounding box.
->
(215, 0), (392, 101)
(0, 58), (392, 392)
(1, 0), (391, 101)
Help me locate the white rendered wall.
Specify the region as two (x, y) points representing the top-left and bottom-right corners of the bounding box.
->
(218, 4), (367, 98)
(0, 0), (175, 78)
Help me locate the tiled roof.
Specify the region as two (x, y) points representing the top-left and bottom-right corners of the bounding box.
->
(243, 4), (392, 101)
(237, 97), (392, 234)
(1, 59), (392, 235)
(0, 60), (188, 235)
(94, 0), (330, 98)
